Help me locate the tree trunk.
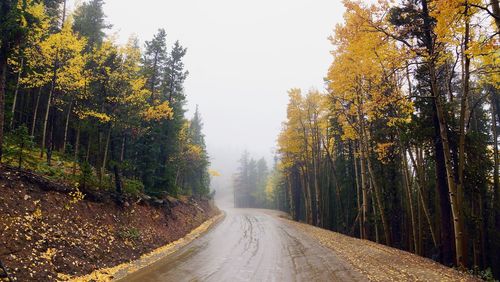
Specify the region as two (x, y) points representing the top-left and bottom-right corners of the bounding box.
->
(312, 125), (321, 227)
(72, 121), (80, 175)
(401, 144), (418, 253)
(455, 6), (471, 265)
(120, 135), (126, 162)
(150, 53), (158, 101)
(85, 134), (91, 163)
(359, 142), (369, 240)
(366, 151), (391, 246)
(294, 169), (301, 221)
(9, 57), (23, 129)
(313, 154), (320, 227)
(19, 86), (28, 125)
(18, 136), (24, 169)
(479, 195), (487, 268)
(110, 130), (123, 201)
(61, 98), (73, 153)
(408, 146), (438, 249)
(41, 80), (54, 158)
(287, 174), (296, 220)
(432, 64), (465, 268)
(302, 166), (313, 225)
(300, 167), (309, 224)
(417, 191), (423, 255)
(371, 186), (380, 244)
(421, 0), (464, 267)
(492, 91), (500, 233)
(363, 126), (391, 246)
(472, 192), (480, 267)
(0, 42), (8, 162)
(101, 126), (111, 181)
(353, 146), (363, 238)
(46, 105), (56, 165)
(431, 101), (455, 265)
(31, 87), (42, 136)
(97, 129), (103, 182)
(323, 139), (345, 227)
(113, 163), (123, 199)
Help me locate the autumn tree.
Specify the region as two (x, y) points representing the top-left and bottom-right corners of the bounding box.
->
(39, 20), (86, 164)
(0, 0), (45, 161)
(1, 0), (211, 202)
(271, 0), (499, 276)
(178, 107), (210, 196)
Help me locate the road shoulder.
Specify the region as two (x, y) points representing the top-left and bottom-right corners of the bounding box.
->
(281, 218), (478, 282)
(69, 212), (225, 282)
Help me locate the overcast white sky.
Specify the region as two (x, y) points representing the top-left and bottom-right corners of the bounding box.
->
(68, 0), (345, 186)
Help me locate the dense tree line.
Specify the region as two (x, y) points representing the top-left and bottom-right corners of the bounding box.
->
(269, 0), (500, 277)
(233, 151), (270, 208)
(0, 0), (210, 197)
(233, 151), (288, 211)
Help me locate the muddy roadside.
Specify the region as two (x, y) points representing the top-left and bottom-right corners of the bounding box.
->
(0, 166), (219, 281)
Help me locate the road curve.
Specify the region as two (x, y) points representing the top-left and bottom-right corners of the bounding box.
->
(121, 208), (366, 282)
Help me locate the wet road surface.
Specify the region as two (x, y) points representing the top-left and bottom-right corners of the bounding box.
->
(121, 208), (366, 282)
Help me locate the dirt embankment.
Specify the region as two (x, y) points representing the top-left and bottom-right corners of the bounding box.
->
(0, 166), (219, 281)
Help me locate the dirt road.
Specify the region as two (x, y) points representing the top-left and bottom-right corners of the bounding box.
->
(120, 199), (474, 282)
(121, 208), (366, 281)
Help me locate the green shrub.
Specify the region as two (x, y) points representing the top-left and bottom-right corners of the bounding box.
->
(123, 179), (144, 197)
(117, 227), (141, 241)
(36, 162), (64, 179)
(79, 161), (92, 189)
(3, 125), (35, 169)
(467, 267), (496, 282)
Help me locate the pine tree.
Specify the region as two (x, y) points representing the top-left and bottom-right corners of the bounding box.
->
(72, 0), (110, 50)
(143, 28), (167, 101)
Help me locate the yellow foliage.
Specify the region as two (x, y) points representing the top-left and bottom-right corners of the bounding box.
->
(40, 248), (57, 261)
(65, 188), (85, 210)
(374, 142), (395, 164)
(10, 1), (51, 88)
(278, 88), (329, 171)
(187, 144), (203, 159)
(431, 0), (499, 88)
(78, 110), (111, 123)
(209, 169), (221, 177)
(265, 170), (281, 202)
(33, 207), (42, 219)
(277, 0), (415, 186)
(326, 0), (412, 142)
(38, 19), (87, 93)
(142, 101), (174, 121)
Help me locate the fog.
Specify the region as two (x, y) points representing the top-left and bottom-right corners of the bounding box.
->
(68, 0), (345, 190)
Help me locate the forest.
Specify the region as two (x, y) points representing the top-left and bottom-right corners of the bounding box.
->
(0, 0), (211, 198)
(258, 0), (499, 278)
(2, 0), (500, 280)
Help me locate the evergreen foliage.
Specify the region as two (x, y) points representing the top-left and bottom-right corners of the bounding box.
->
(0, 0), (211, 198)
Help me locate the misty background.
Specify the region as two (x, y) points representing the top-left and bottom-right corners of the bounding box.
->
(68, 0), (345, 191)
